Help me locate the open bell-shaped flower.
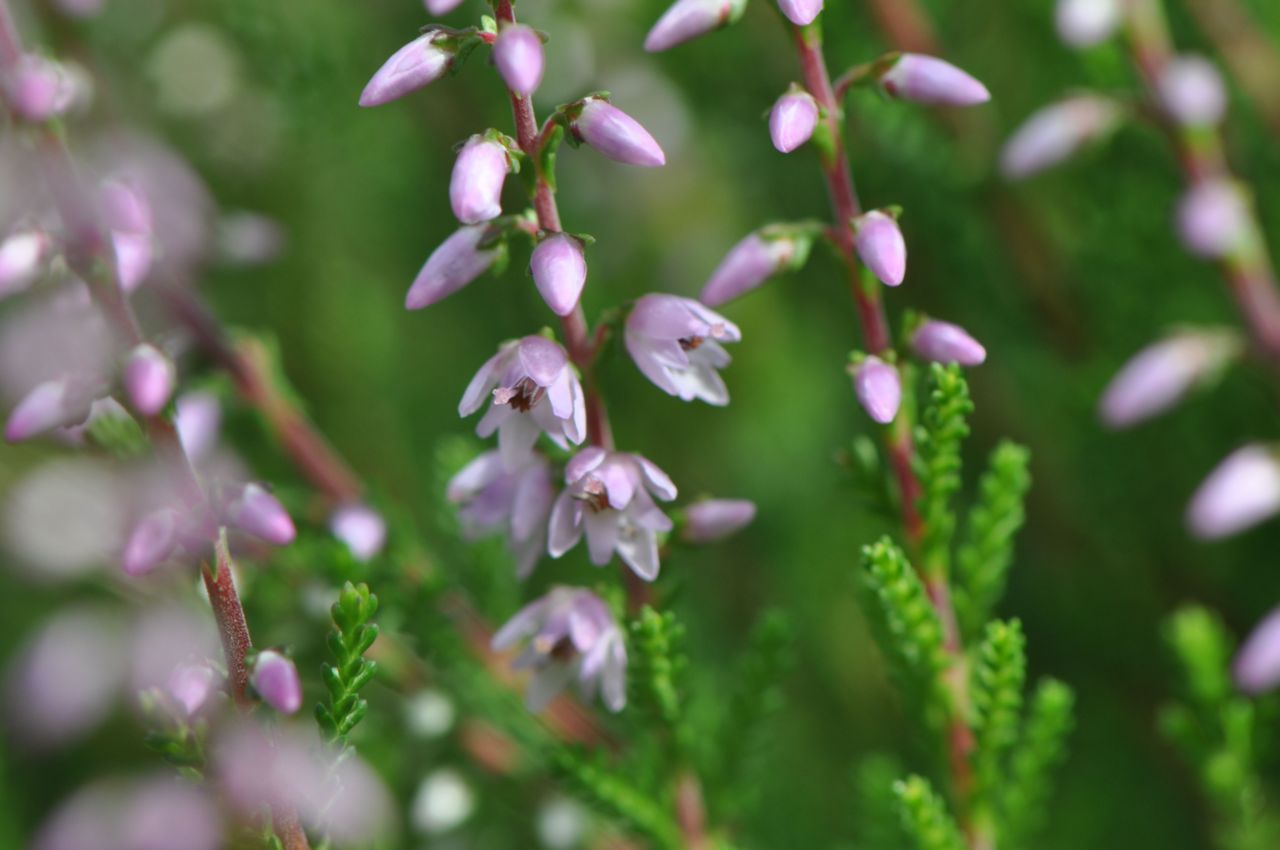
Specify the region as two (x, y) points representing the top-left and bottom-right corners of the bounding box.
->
(359, 31), (457, 107)
(530, 233), (587, 316)
(644, 0), (746, 53)
(877, 54), (990, 107)
(493, 24), (545, 96)
(447, 451), (555, 578)
(491, 587), (627, 712)
(769, 88), (819, 153)
(548, 448), (677, 581)
(568, 97), (666, 167)
(460, 336), (586, 468)
(853, 210), (906, 286)
(625, 294), (741, 405)
(405, 224), (502, 309)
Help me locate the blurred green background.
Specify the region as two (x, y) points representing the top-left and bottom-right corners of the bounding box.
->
(5, 0), (1280, 847)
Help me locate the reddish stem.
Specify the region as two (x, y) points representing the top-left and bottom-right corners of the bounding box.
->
(203, 534), (255, 705)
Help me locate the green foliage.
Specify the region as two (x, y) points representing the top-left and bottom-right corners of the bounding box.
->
(629, 606), (687, 734)
(893, 775), (968, 850)
(315, 582), (379, 746)
(914, 364), (974, 580)
(999, 678), (1076, 850)
(852, 754), (910, 850)
(86, 407), (147, 458)
(971, 619), (1027, 799)
(954, 442), (1032, 640)
(552, 747), (684, 850)
(138, 688), (206, 773)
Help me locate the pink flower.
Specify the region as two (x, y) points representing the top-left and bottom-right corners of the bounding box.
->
(121, 509), (180, 577)
(530, 233), (587, 317)
(853, 356), (902, 423)
(626, 294), (741, 405)
(447, 451), (554, 578)
(1098, 330), (1240, 428)
(330, 503), (388, 562)
(450, 136), (511, 224)
(405, 224), (502, 309)
(912, 319), (987, 366)
(493, 24), (545, 96)
(1187, 445), (1280, 539)
(0, 226), (51, 299)
(359, 32), (456, 107)
(569, 97), (666, 167)
(1000, 95), (1122, 179)
(700, 229), (808, 306)
(777, 0), (823, 26)
(769, 89), (819, 153)
(853, 211), (906, 286)
(4, 375), (100, 443)
(879, 54), (990, 107)
(251, 650), (302, 715)
(1158, 55), (1226, 127)
(682, 499), (756, 543)
(645, 0), (745, 53)
(548, 448), (677, 580)
(123, 344), (176, 417)
(1055, 0), (1121, 48)
(1177, 179), (1250, 259)
(1235, 606), (1280, 695)
(226, 484), (296, 546)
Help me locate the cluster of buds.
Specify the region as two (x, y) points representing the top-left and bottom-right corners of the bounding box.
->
(360, 6), (754, 713)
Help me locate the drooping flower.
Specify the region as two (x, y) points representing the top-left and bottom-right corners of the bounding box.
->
(530, 233), (587, 317)
(1158, 55), (1227, 128)
(1055, 0), (1121, 48)
(548, 448), (677, 580)
(1186, 445), (1280, 539)
(1000, 95), (1122, 179)
(226, 484), (296, 545)
(911, 319), (987, 366)
(491, 586), (627, 712)
(251, 650), (302, 715)
(121, 509), (180, 577)
(700, 228), (808, 306)
(569, 97), (666, 167)
(625, 294), (741, 405)
(450, 136), (511, 224)
(493, 24), (545, 97)
(359, 32), (457, 107)
(1235, 607), (1280, 695)
(878, 54), (990, 107)
(681, 499), (756, 544)
(122, 344), (176, 417)
(447, 450), (554, 578)
(4, 375), (100, 443)
(769, 89), (819, 154)
(1177, 179), (1250, 259)
(777, 0), (823, 26)
(1098, 330), (1241, 428)
(853, 211), (906, 286)
(459, 336), (586, 468)
(405, 224), (502, 310)
(644, 0), (746, 53)
(852, 356), (902, 423)
(329, 503), (388, 562)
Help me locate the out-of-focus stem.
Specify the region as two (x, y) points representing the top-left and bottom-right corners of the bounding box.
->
(1125, 0), (1280, 364)
(1183, 0), (1280, 142)
(865, 0), (939, 55)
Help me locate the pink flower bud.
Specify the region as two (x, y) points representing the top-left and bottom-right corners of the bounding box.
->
(123, 344), (176, 417)
(645, 0), (745, 53)
(0, 227), (50, 299)
(175, 391), (222, 462)
(494, 24), (545, 97)
(777, 0), (823, 26)
(530, 233), (587, 316)
(6, 55), (76, 122)
(912, 319), (987, 366)
(330, 503), (387, 561)
(769, 89), (819, 153)
(4, 377), (93, 443)
(1000, 95), (1122, 179)
(571, 97), (666, 167)
(359, 32), (455, 107)
(405, 225), (501, 310)
(1158, 55), (1226, 127)
(1098, 330), (1240, 428)
(1187, 445), (1280, 539)
(1235, 607), (1280, 695)
(879, 54), (990, 107)
(682, 499), (756, 543)
(228, 483), (296, 545)
(100, 179), (154, 234)
(112, 231), (154, 292)
(450, 136), (510, 224)
(1177, 179), (1250, 259)
(121, 509), (179, 576)
(853, 211), (906, 286)
(853, 356), (902, 423)
(700, 230), (803, 306)
(424, 0), (465, 14)
(251, 650), (302, 714)
(1055, 0), (1121, 48)
(167, 661), (218, 716)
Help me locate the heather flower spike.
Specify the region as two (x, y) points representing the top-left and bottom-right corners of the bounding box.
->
(227, 484), (297, 545)
(700, 226), (813, 307)
(405, 224), (502, 309)
(853, 210), (906, 287)
(1055, 0), (1121, 48)
(359, 31), (457, 107)
(530, 233), (587, 317)
(1177, 179), (1250, 259)
(777, 0), (823, 26)
(491, 587), (627, 712)
(1098, 330), (1241, 428)
(626, 294), (741, 405)
(548, 448), (677, 580)
(459, 336), (586, 468)
(251, 650), (303, 714)
(682, 499), (756, 544)
(450, 135), (512, 224)
(493, 24), (545, 97)
(447, 451), (554, 578)
(121, 510), (180, 577)
(644, 0), (747, 53)
(769, 88), (819, 154)
(1235, 607), (1280, 695)
(1158, 55), (1226, 128)
(568, 97), (666, 167)
(123, 344), (176, 417)
(0, 227), (50, 298)
(912, 319), (987, 366)
(1000, 95), (1123, 179)
(852, 356), (902, 424)
(878, 54), (990, 107)
(1186, 444), (1280, 539)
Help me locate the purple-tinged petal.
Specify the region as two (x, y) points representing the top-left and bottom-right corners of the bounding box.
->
(424, 0), (465, 13)
(511, 461), (554, 542)
(595, 457), (638, 510)
(769, 90), (819, 153)
(6, 55), (75, 122)
(634, 454), (678, 501)
(100, 179), (153, 234)
(572, 98), (666, 167)
(912, 319), (986, 366)
(1187, 445), (1280, 539)
(123, 343), (176, 417)
(600, 638), (627, 711)
(494, 25), (545, 97)
(4, 378), (90, 443)
(497, 413), (541, 469)
(330, 503), (387, 561)
(682, 499), (756, 543)
(777, 0), (823, 25)
(853, 356), (902, 423)
(616, 525), (660, 581)
(0, 228), (50, 298)
(1055, 0), (1121, 48)
(547, 490), (584, 557)
(167, 662), (218, 716)
(113, 231), (153, 292)
(1235, 607), (1280, 695)
(228, 484), (296, 546)
(1158, 55), (1226, 127)
(1099, 330), (1240, 428)
(446, 450), (505, 504)
(251, 650), (302, 714)
(406, 225), (500, 310)
(175, 392), (221, 462)
(1000, 95), (1122, 179)
(1177, 179), (1250, 259)
(459, 346), (513, 417)
(121, 510), (179, 576)
(450, 137), (510, 224)
(565, 447), (609, 483)
(583, 511), (621, 565)
(645, 0), (744, 53)
(359, 33), (454, 107)
(700, 231), (800, 306)
(853, 211), (906, 286)
(531, 234), (587, 317)
(879, 54), (990, 107)
(516, 335), (569, 388)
